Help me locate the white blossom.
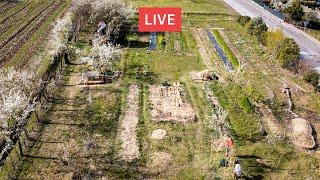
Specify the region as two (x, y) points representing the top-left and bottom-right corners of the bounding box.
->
(0, 68), (35, 132)
(48, 12), (73, 56)
(91, 0), (135, 21)
(91, 37), (121, 73)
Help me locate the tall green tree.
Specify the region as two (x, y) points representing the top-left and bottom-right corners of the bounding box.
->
(285, 0), (305, 21)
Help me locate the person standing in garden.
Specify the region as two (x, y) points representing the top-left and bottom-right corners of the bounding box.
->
(233, 159), (242, 179)
(97, 21), (107, 36)
(226, 135), (234, 157)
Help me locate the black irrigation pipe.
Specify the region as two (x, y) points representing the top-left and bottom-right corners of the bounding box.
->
(205, 29), (233, 71)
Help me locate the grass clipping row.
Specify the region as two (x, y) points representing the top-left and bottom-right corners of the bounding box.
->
(149, 83), (196, 123)
(119, 85), (140, 162)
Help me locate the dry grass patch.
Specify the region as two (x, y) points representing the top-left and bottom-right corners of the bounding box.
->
(151, 129), (167, 140)
(148, 152), (172, 171)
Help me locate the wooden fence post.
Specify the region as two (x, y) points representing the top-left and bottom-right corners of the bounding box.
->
(18, 140), (23, 157)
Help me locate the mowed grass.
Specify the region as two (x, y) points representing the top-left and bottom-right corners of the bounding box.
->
(212, 29), (239, 68)
(18, 52), (126, 179)
(123, 31), (205, 83)
(125, 0), (234, 14)
(123, 48), (204, 82)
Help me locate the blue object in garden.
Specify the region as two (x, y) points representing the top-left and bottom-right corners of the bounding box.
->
(149, 32), (157, 50)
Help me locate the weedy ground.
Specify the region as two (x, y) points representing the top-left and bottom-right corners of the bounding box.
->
(15, 0), (320, 179)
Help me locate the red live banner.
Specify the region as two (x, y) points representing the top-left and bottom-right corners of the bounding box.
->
(138, 7), (182, 32)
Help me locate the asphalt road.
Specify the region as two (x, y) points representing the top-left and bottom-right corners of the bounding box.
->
(223, 0), (320, 71)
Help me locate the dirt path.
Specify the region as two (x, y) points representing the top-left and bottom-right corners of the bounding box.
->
(254, 102), (284, 136)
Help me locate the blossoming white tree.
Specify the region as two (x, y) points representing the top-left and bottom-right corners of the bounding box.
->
(91, 37), (121, 74)
(48, 12), (73, 56)
(74, 0), (135, 43)
(0, 68), (36, 142)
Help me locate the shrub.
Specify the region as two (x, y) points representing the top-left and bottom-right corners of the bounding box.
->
(284, 0), (305, 22)
(303, 71), (320, 91)
(237, 15), (251, 26)
(275, 38), (300, 71)
(265, 29), (285, 51)
(247, 17), (268, 44)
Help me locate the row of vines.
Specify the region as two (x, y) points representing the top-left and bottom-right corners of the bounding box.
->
(0, 0), (71, 66)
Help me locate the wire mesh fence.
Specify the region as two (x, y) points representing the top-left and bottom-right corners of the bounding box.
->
(0, 52), (68, 179)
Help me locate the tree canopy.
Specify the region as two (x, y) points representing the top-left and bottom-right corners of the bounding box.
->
(285, 0), (305, 21)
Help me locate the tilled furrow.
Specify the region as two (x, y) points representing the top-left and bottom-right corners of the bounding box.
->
(0, 0), (64, 64)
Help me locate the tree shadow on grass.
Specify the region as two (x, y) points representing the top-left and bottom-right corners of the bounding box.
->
(236, 155), (273, 180)
(127, 40), (149, 48)
(22, 154), (59, 160)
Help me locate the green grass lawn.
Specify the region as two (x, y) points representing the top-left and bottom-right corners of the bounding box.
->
(123, 30), (205, 83)
(125, 0), (234, 14)
(6, 0), (320, 179)
(123, 48), (205, 82)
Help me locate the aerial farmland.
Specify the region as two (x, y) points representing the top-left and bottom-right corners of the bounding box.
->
(0, 0), (320, 179)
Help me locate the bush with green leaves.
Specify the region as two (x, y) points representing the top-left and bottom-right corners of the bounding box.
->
(303, 70), (320, 91)
(284, 0), (305, 22)
(275, 38), (300, 71)
(247, 17), (268, 43)
(237, 15), (251, 26)
(265, 29), (285, 51)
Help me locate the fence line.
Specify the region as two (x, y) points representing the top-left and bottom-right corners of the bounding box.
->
(0, 51), (68, 179)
